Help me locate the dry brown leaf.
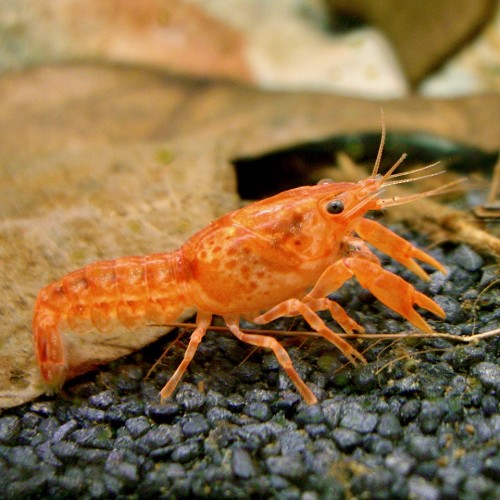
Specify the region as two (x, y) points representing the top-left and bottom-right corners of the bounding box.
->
(0, 1), (497, 96)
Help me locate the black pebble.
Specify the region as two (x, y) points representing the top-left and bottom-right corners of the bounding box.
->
(231, 447), (256, 479)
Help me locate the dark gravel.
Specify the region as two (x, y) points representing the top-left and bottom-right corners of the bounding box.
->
(1, 238), (498, 499)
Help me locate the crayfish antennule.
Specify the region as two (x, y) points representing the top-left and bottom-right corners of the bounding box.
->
(381, 153), (408, 183)
(372, 114), (386, 178)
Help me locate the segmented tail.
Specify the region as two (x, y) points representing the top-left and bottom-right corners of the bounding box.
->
(33, 304), (66, 392)
(33, 250), (190, 389)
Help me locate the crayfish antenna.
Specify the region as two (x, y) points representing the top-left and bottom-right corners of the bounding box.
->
(380, 178), (466, 208)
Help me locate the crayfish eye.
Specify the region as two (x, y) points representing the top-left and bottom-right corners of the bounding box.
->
(326, 200), (344, 214)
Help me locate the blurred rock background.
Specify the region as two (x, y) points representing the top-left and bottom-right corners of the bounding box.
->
(0, 0), (498, 96)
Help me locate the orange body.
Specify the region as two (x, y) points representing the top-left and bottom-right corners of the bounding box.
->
(34, 146), (449, 404)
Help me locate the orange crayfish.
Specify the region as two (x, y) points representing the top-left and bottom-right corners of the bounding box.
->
(34, 131), (451, 405)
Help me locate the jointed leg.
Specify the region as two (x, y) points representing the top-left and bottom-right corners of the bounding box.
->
(224, 315), (318, 404)
(159, 311), (212, 402)
(253, 299), (366, 365)
(253, 249), (444, 365)
(253, 255), (367, 365)
(255, 258), (361, 334)
(304, 296), (364, 334)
